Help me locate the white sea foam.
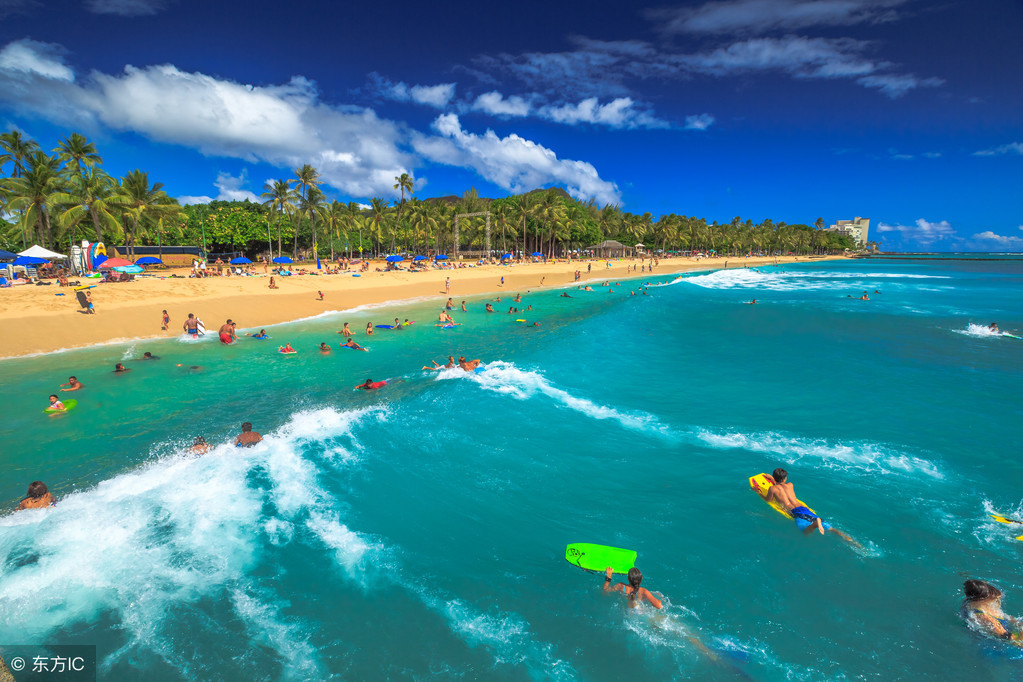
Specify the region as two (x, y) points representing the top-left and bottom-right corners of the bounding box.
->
(693, 428), (943, 479)
(683, 268), (949, 292)
(956, 323), (1006, 338)
(0, 405), (379, 673)
(436, 361), (670, 436)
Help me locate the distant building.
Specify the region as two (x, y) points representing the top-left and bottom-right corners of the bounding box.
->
(825, 217), (869, 247)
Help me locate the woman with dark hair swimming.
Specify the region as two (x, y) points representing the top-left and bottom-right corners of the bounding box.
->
(962, 579), (1023, 644)
(603, 566), (663, 609)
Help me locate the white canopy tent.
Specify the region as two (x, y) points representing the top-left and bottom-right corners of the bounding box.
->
(19, 245), (67, 259)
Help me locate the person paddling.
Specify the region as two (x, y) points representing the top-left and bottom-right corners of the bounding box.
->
(962, 579), (1023, 645)
(603, 566), (662, 609)
(764, 468), (858, 545)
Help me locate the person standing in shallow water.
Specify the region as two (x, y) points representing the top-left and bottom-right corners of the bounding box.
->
(16, 481), (56, 510)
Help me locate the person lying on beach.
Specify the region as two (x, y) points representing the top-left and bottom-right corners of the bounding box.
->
(366, 322), (374, 335)
(962, 579), (1023, 644)
(458, 356), (481, 371)
(764, 468), (858, 545)
(319, 342), (331, 353)
(342, 338), (368, 351)
(16, 481), (56, 511)
(47, 395), (66, 412)
(356, 378), (387, 390)
(339, 323), (353, 337)
(190, 436), (210, 454)
(60, 376), (83, 391)
(114, 363), (130, 373)
(603, 566), (662, 609)
(235, 422), (263, 447)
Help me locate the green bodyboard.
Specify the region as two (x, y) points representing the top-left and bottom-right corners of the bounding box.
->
(565, 543), (637, 574)
(44, 399), (77, 414)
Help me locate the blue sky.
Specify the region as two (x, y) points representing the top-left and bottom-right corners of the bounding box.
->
(0, 0), (1020, 251)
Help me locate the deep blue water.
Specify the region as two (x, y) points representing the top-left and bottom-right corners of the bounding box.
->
(1, 258), (1022, 680)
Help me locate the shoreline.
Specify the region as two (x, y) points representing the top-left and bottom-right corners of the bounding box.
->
(0, 255), (844, 359)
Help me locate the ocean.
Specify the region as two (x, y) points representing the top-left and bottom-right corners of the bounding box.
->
(1, 257), (1022, 680)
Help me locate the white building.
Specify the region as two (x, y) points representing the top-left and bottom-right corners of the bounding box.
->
(825, 217), (870, 247)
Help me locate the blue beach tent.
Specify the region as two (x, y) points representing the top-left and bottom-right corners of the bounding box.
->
(12, 255), (48, 266)
(0, 249), (18, 261)
(230, 257), (253, 264)
(272, 256), (293, 264)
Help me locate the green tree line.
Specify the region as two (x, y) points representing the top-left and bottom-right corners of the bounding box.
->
(1, 130), (857, 258)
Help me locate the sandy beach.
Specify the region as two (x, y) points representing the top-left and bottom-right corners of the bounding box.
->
(0, 255), (843, 358)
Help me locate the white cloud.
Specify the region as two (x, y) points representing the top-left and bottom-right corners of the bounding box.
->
(970, 228), (1023, 249)
(649, 0), (905, 35)
(0, 40), (414, 198)
(0, 39), (74, 81)
(177, 195), (212, 205)
(414, 114), (621, 206)
(472, 91), (531, 117)
(876, 218), (955, 243)
(370, 73), (456, 109)
(213, 171), (259, 202)
(857, 73), (943, 97)
(85, 0), (168, 16)
(538, 97), (670, 129)
(684, 113), (715, 130)
(973, 142), (1023, 157)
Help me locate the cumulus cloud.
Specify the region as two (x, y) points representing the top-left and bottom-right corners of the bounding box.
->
(414, 114), (621, 206)
(85, 0), (169, 16)
(538, 97), (670, 129)
(648, 0), (904, 35)
(973, 142), (1023, 157)
(471, 91), (531, 117)
(0, 40), (413, 197)
(178, 171), (260, 204)
(876, 218), (955, 243)
(369, 72), (456, 109)
(970, 227), (1023, 250)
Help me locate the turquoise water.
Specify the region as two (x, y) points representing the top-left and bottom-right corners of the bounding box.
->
(2, 258), (1022, 680)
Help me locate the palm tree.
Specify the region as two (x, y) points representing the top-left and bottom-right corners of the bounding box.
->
(53, 132), (101, 182)
(393, 172), (414, 253)
(51, 167), (121, 244)
(261, 179), (295, 259)
(115, 169), (179, 259)
(408, 199), (438, 255)
(510, 193), (534, 258)
(322, 200), (347, 261)
(342, 202), (363, 259)
(3, 152), (62, 248)
(0, 130), (41, 179)
(292, 164), (320, 260)
(298, 186), (326, 263)
(367, 198), (391, 256)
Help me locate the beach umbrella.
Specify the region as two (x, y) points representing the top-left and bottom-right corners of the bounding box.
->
(113, 265), (145, 274)
(230, 257), (252, 264)
(501, 253), (512, 259)
(272, 256), (293, 264)
(434, 254), (448, 260)
(12, 255), (48, 266)
(134, 256), (163, 265)
(413, 255), (426, 261)
(96, 257), (132, 268)
(0, 249), (18, 261)
(531, 251), (543, 256)
(385, 255), (404, 262)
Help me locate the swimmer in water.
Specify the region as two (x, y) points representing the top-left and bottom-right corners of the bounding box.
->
(458, 356), (481, 371)
(16, 481), (56, 510)
(962, 579), (1023, 645)
(748, 299), (758, 305)
(763, 468), (859, 545)
(279, 342), (296, 353)
(860, 292), (870, 300)
(319, 342), (330, 353)
(602, 566), (662, 609)
(485, 303), (494, 312)
(141, 351), (158, 360)
(341, 338), (368, 351)
(513, 293), (521, 303)
(235, 422), (263, 447)
(561, 292), (572, 298)
(989, 322), (1000, 333)
(59, 376), (83, 392)
(460, 301), (467, 312)
(356, 378), (385, 390)
(114, 363), (130, 373)
(393, 317), (402, 329)
(47, 394), (66, 412)
(339, 323), (353, 337)
(190, 436), (210, 454)
(248, 329), (268, 338)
